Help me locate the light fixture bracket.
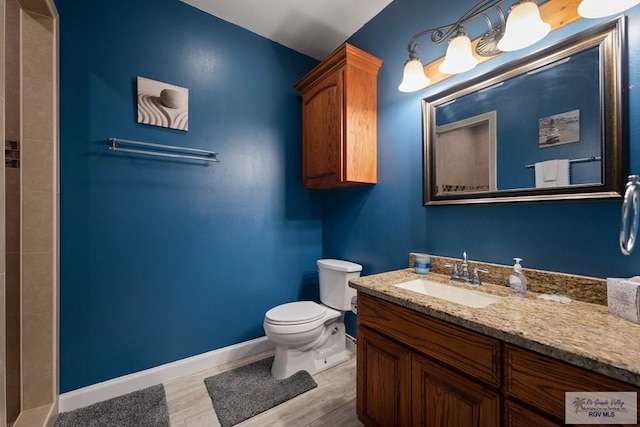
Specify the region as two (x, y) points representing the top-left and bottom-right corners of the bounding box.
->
(405, 0), (510, 59)
(476, 25), (504, 56)
(475, 7), (506, 56)
(400, 0), (550, 92)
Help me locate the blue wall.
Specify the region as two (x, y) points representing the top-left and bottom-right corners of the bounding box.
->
(58, 0), (321, 392)
(59, 0), (640, 393)
(326, 0), (640, 279)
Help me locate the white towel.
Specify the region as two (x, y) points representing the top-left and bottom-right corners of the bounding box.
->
(535, 159), (570, 188)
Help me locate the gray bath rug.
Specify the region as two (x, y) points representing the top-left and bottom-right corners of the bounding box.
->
(55, 384), (169, 427)
(204, 357), (317, 427)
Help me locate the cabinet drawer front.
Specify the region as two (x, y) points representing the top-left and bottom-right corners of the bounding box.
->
(505, 344), (640, 421)
(358, 292), (501, 387)
(504, 400), (561, 427)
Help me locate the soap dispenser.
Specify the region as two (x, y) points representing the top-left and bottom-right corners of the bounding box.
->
(508, 258), (528, 297)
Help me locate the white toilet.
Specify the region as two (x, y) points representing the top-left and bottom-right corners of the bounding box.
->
(263, 259), (362, 380)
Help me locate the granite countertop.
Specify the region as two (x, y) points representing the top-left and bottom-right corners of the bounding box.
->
(349, 268), (640, 387)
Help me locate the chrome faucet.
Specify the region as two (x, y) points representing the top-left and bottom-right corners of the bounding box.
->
(446, 252), (489, 286)
(461, 251), (469, 280)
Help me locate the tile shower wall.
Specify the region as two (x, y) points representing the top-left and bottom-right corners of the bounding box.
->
(0, 0), (6, 423)
(3, 0), (57, 422)
(435, 125), (490, 193)
(5, 0), (20, 422)
(20, 8), (56, 411)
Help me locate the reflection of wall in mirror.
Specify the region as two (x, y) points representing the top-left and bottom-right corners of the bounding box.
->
(434, 46), (601, 191)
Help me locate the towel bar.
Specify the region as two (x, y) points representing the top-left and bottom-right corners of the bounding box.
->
(109, 138), (219, 162)
(525, 156), (600, 169)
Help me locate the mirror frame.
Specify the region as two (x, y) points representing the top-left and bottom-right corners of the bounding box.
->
(422, 17), (627, 206)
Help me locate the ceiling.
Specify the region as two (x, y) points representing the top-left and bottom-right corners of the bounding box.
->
(180, 0), (394, 60)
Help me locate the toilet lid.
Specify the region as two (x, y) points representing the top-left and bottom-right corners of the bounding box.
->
(265, 301), (327, 325)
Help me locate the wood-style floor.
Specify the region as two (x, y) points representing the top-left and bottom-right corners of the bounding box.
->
(164, 350), (363, 427)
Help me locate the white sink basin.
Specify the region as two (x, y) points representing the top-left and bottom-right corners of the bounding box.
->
(394, 279), (501, 308)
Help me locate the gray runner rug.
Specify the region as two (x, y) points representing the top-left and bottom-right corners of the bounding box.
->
(204, 357), (317, 427)
(55, 384), (169, 427)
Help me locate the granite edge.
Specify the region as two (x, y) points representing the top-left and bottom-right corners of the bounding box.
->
(350, 268), (640, 387)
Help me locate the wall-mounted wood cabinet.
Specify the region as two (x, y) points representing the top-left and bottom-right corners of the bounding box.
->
(295, 43), (382, 189)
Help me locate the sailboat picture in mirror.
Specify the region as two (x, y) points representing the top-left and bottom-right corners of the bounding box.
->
(422, 17), (627, 205)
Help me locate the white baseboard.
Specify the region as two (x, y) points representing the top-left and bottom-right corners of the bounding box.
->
(346, 333), (357, 355)
(59, 334), (357, 413)
(58, 336), (275, 412)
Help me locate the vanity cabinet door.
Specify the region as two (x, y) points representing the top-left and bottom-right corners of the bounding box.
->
(357, 326), (412, 427)
(412, 353), (500, 427)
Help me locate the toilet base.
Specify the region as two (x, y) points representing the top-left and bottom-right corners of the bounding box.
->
(270, 322), (351, 380)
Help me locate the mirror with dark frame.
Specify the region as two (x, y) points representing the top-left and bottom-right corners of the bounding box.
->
(422, 17), (627, 206)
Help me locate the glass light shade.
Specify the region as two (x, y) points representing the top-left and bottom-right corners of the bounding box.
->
(497, 1), (551, 52)
(578, 0), (640, 18)
(438, 34), (478, 74)
(398, 58), (431, 92)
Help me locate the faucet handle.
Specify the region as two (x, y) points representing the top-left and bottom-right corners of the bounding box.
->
(471, 267), (489, 286)
(444, 262), (460, 278)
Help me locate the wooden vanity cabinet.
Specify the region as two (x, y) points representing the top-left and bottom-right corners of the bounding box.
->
(357, 292), (640, 427)
(504, 344), (640, 426)
(357, 292), (500, 427)
(294, 43), (382, 189)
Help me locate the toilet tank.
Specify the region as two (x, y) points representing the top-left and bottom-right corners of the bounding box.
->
(317, 259), (362, 311)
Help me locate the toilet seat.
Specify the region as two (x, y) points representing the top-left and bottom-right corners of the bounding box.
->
(265, 301), (327, 325)
(264, 301), (341, 335)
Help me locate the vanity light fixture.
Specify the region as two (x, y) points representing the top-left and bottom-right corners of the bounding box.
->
(438, 28), (478, 75)
(577, 0), (640, 18)
(398, 53), (431, 92)
(399, 0), (550, 92)
(497, 0), (550, 51)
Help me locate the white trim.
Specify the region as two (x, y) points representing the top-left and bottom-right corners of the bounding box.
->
(346, 333), (357, 355)
(58, 336), (275, 412)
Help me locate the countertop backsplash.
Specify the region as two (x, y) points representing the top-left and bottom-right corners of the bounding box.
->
(409, 253), (608, 306)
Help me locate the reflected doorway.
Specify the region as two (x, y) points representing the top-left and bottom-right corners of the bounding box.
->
(434, 111), (497, 195)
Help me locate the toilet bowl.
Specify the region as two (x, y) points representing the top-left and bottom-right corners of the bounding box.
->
(263, 259), (362, 380)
